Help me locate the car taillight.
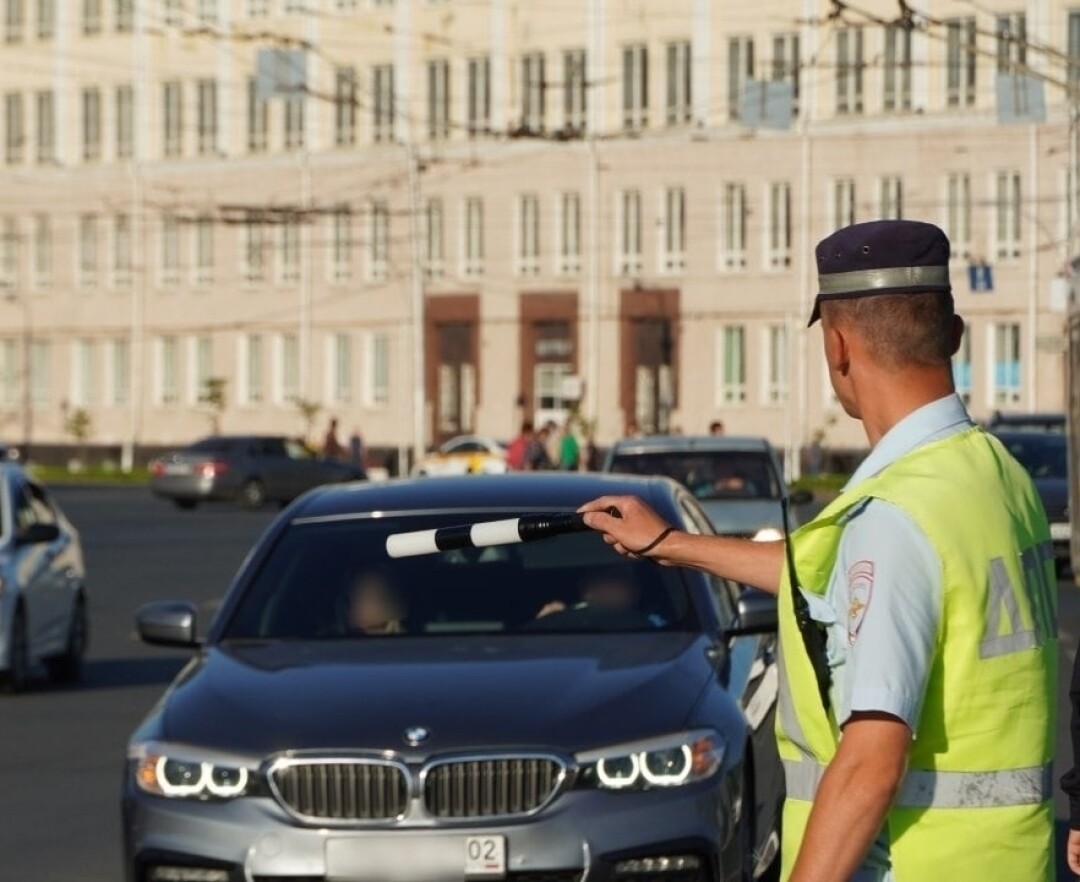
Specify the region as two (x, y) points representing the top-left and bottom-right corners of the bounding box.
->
(197, 460), (228, 478)
(150, 460), (165, 477)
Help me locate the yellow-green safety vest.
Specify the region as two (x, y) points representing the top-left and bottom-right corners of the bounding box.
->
(776, 426), (1056, 881)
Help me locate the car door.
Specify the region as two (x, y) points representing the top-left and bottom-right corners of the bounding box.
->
(10, 480), (66, 656)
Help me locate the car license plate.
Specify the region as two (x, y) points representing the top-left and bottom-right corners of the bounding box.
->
(163, 462), (192, 475)
(465, 836), (506, 878)
(1051, 522), (1070, 542)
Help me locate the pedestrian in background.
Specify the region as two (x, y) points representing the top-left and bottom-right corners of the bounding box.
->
(348, 427), (367, 477)
(524, 424), (554, 470)
(323, 417), (345, 460)
(558, 419), (580, 471)
(709, 420), (725, 436)
(506, 421), (533, 471)
(579, 220), (1056, 881)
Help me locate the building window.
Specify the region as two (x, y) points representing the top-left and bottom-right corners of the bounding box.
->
(991, 322), (1021, 406)
(622, 44), (648, 131)
(662, 186), (686, 273)
(196, 0), (217, 25)
(163, 81), (182, 157)
(424, 198), (444, 280)
(995, 171), (1021, 260)
(772, 32), (800, 114)
(557, 191), (581, 276)
(832, 178), (856, 230)
(515, 194), (541, 277)
(29, 340), (49, 407)
(665, 41), (691, 126)
(368, 201), (389, 282)
(946, 18), (977, 107)
(883, 23), (912, 112)
(163, 0), (182, 27)
(80, 88), (100, 162)
(284, 93), (305, 150)
(335, 67), (357, 146)
(192, 336), (213, 404)
(82, 0), (101, 35)
(766, 324), (789, 404)
(248, 0), (268, 17)
(331, 333), (352, 404)
(373, 64), (395, 143)
(0, 217), (15, 288)
(158, 336), (179, 406)
(836, 27), (864, 115)
(364, 331), (390, 407)
(563, 49), (587, 134)
(946, 172), (972, 261)
(5, 93), (23, 164)
(0, 339), (15, 408)
(462, 197), (484, 277)
(112, 213), (132, 287)
(996, 13), (1026, 73)
(519, 52), (545, 134)
(116, 84), (134, 159)
(467, 56), (491, 136)
(330, 206), (351, 283)
(108, 338), (129, 405)
(243, 212), (265, 284)
(767, 182), (791, 269)
(71, 339), (94, 407)
(242, 334), (263, 405)
(879, 175), (903, 220)
(427, 59), (450, 141)
(717, 325), (746, 404)
(279, 333), (299, 404)
(247, 77), (268, 152)
(279, 213), (300, 284)
(727, 36), (754, 121)
(32, 214), (50, 287)
(79, 214), (98, 288)
(720, 183), (747, 270)
(160, 213), (180, 286)
(197, 79), (218, 155)
(953, 326), (971, 406)
(617, 189), (643, 276)
(194, 215), (213, 285)
(116, 0), (134, 31)
(4, 0), (22, 41)
(35, 0), (52, 39)
(35, 90), (53, 163)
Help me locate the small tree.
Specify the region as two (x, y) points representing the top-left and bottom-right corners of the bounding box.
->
(294, 397), (321, 444)
(64, 407), (93, 469)
(202, 377), (227, 434)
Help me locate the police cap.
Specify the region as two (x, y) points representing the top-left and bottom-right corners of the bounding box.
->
(809, 219), (952, 326)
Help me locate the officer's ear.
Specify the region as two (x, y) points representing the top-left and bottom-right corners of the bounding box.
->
(822, 318), (851, 377)
(949, 314), (966, 358)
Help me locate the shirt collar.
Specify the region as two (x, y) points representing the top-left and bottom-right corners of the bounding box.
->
(845, 393), (974, 489)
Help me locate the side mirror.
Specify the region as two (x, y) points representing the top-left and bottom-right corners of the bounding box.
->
(727, 589), (778, 637)
(136, 600), (200, 649)
(16, 522), (60, 545)
(789, 488), (814, 506)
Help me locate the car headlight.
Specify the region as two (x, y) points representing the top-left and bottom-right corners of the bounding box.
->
(752, 527), (784, 543)
(575, 730), (723, 791)
(129, 742), (260, 801)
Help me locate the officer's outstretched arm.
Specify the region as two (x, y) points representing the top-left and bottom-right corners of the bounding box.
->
(788, 712), (909, 882)
(579, 495), (786, 594)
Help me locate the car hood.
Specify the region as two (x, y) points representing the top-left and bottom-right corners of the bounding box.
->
(151, 633), (715, 758)
(697, 498), (784, 536)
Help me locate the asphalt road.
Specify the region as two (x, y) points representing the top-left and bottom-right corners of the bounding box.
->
(0, 485), (1077, 880)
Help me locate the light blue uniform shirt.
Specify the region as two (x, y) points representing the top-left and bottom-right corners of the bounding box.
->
(797, 394), (974, 880)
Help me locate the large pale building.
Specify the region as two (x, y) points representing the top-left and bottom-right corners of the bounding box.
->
(0, 0), (1076, 471)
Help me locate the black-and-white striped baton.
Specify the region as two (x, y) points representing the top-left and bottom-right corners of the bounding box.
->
(386, 511), (611, 559)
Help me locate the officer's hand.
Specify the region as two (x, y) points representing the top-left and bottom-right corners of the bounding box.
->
(578, 496), (675, 561)
(1068, 828), (1080, 875)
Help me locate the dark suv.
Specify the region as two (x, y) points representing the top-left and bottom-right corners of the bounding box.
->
(150, 435), (364, 510)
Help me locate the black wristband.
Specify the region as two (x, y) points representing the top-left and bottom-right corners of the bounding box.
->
(630, 527), (674, 557)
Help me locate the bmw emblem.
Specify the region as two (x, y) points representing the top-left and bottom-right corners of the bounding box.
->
(404, 726), (430, 746)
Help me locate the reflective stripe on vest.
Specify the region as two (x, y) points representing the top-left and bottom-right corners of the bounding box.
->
(783, 758), (1052, 808)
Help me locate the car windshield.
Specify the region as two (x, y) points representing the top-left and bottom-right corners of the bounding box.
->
(996, 434), (1068, 480)
(220, 514), (698, 640)
(609, 451), (782, 501)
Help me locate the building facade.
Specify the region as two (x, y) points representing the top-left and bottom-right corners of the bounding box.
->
(0, 0), (1076, 471)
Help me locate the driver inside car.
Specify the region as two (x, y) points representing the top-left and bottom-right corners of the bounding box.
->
(346, 569), (407, 635)
(536, 568), (644, 619)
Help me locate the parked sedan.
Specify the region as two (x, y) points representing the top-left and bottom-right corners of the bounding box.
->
(150, 435), (364, 510)
(604, 436), (810, 538)
(412, 435), (508, 476)
(125, 474), (782, 882)
(0, 464), (88, 692)
(992, 430), (1069, 566)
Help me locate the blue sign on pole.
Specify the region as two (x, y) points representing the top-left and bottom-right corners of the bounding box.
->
(968, 263), (994, 293)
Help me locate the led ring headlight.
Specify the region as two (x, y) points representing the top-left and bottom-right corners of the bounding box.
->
(145, 756), (250, 799)
(596, 753), (641, 790)
(640, 745), (692, 786)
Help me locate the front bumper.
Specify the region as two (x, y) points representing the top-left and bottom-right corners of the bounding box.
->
(123, 773), (741, 882)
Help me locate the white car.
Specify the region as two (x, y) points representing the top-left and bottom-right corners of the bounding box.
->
(0, 464), (88, 692)
(412, 435), (508, 477)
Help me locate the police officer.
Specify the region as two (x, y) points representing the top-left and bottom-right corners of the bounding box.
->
(580, 220), (1056, 882)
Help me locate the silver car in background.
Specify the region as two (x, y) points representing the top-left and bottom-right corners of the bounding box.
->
(603, 436), (810, 539)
